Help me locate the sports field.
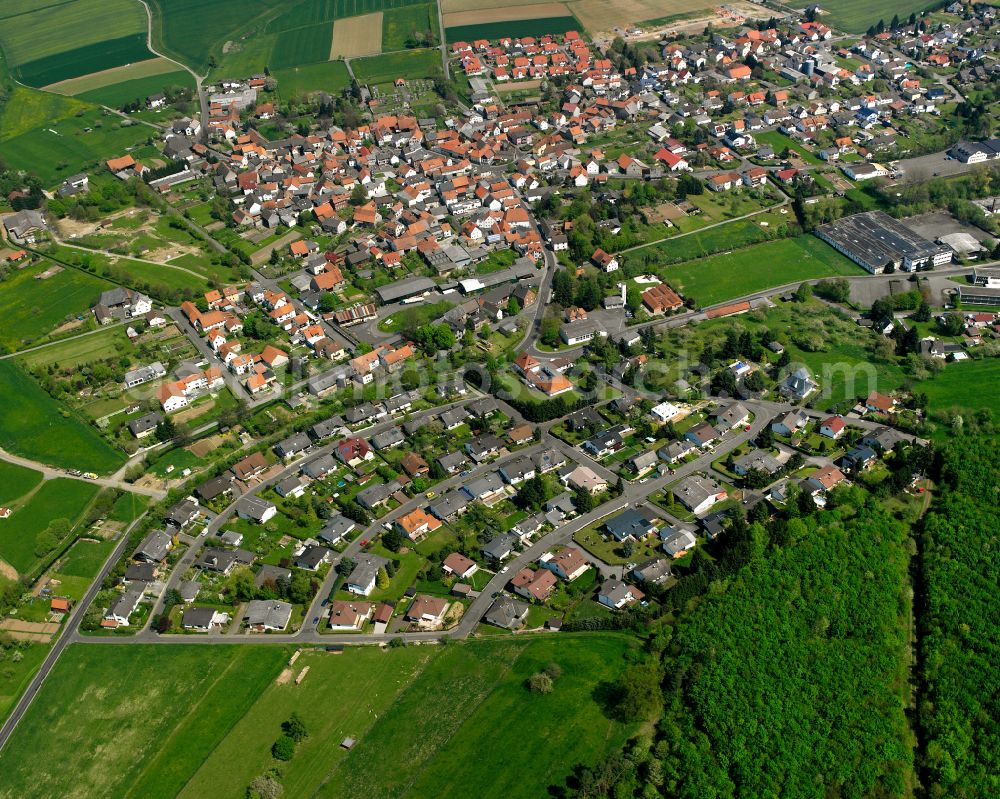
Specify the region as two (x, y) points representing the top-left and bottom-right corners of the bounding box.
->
(0, 479), (99, 575)
(352, 48), (443, 83)
(0, 645), (290, 799)
(0, 360), (125, 475)
(0, 636), (637, 799)
(0, 260), (114, 352)
(663, 235), (862, 307)
(0, 0), (153, 87)
(331, 13), (384, 59)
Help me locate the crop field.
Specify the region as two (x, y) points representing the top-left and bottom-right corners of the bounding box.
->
(266, 0), (430, 33)
(382, 3), (437, 51)
(352, 48), (443, 83)
(0, 462), (42, 507)
(274, 60), (352, 96)
(147, 0), (278, 73)
(0, 479), (99, 575)
(0, 360), (125, 474)
(44, 57), (185, 96)
(272, 22), (337, 69)
(567, 0), (713, 33)
(821, 0), (938, 33)
(0, 106), (151, 188)
(0, 260), (114, 352)
(0, 0), (152, 87)
(331, 13), (384, 59)
(663, 235), (862, 307)
(0, 644), (290, 799)
(446, 16), (580, 41)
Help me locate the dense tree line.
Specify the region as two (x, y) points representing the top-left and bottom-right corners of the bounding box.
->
(917, 434), (1000, 797)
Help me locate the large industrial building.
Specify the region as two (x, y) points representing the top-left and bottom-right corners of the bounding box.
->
(815, 211), (953, 274)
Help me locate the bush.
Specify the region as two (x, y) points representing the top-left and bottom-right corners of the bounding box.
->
(527, 672), (554, 694)
(271, 734), (295, 761)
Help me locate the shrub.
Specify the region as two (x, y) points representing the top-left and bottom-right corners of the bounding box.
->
(527, 672), (553, 694)
(271, 734), (295, 761)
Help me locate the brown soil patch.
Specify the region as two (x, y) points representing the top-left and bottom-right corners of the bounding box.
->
(443, 3), (571, 26)
(0, 559), (18, 581)
(0, 619), (59, 635)
(275, 667), (294, 685)
(173, 399), (215, 425)
(50, 318), (86, 336)
(188, 434), (228, 458)
(495, 79), (541, 93)
(330, 13), (382, 59)
(251, 230), (301, 266)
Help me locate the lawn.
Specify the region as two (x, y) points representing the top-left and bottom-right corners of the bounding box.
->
(352, 48), (443, 84)
(275, 61), (352, 98)
(319, 635), (639, 799)
(0, 0), (150, 86)
(622, 216), (781, 271)
(0, 360), (125, 474)
(0, 461), (42, 506)
(0, 479), (99, 575)
(754, 130), (824, 165)
(664, 235), (862, 307)
(377, 299), (454, 333)
(0, 642), (48, 723)
(49, 244), (212, 299)
(179, 645), (435, 799)
(0, 644), (290, 799)
(0, 106), (151, 188)
(271, 23), (333, 69)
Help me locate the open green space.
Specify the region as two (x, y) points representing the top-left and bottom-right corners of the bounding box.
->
(382, 3), (438, 51)
(56, 538), (116, 579)
(623, 216), (780, 271)
(0, 360), (125, 474)
(822, 0), (938, 33)
(0, 643), (48, 723)
(0, 0), (150, 86)
(17, 326), (132, 371)
(49, 244), (212, 300)
(0, 479), (99, 574)
(377, 299), (454, 334)
(274, 61), (352, 97)
(271, 23), (333, 70)
(754, 129), (824, 165)
(664, 235), (862, 307)
(917, 357), (1000, 422)
(0, 259), (114, 352)
(318, 635), (638, 799)
(265, 0), (430, 33)
(0, 105), (151, 188)
(76, 70), (196, 108)
(0, 644), (289, 799)
(0, 462), (43, 506)
(445, 17), (579, 43)
(352, 48), (443, 84)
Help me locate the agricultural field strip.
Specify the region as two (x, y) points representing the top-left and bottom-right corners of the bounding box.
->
(330, 13), (384, 59)
(443, 3), (574, 27)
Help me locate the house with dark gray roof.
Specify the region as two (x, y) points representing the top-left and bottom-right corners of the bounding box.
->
(133, 530), (172, 563)
(346, 554), (390, 596)
(428, 490), (470, 521)
(274, 432), (312, 459)
(319, 513), (356, 544)
(483, 595), (529, 629)
(605, 508), (657, 542)
(481, 532), (519, 562)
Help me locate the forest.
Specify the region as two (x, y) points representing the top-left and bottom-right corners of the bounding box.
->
(916, 434), (1000, 798)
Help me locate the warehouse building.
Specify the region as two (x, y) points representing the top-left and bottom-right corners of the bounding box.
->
(815, 211), (952, 274)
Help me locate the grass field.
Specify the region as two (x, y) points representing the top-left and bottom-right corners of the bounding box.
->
(446, 16), (578, 42)
(43, 58), (181, 94)
(664, 235), (862, 307)
(266, 0), (431, 33)
(0, 479), (99, 574)
(567, 0), (711, 33)
(822, 0), (938, 33)
(0, 462), (42, 506)
(17, 326), (132, 371)
(0, 360), (125, 474)
(0, 644), (290, 799)
(0, 259), (114, 352)
(56, 538), (116, 579)
(382, 3), (437, 50)
(274, 61), (352, 96)
(353, 48), (443, 83)
(49, 244), (212, 299)
(0, 106), (151, 188)
(623, 216), (777, 271)
(75, 69), (196, 108)
(918, 358), (1000, 421)
(0, 0), (151, 85)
